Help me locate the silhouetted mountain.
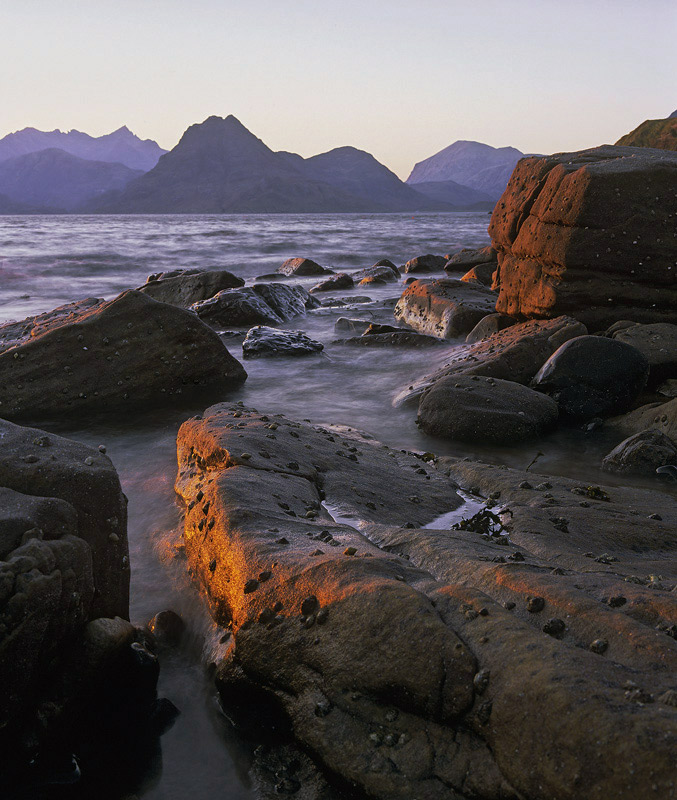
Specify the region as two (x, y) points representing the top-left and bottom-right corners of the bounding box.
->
(92, 115), (457, 214)
(0, 126), (166, 171)
(616, 116), (677, 151)
(0, 192), (43, 214)
(408, 178), (494, 210)
(406, 141), (524, 199)
(0, 149), (142, 211)
(669, 110), (677, 119)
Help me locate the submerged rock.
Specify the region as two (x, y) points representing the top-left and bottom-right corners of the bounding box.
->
(394, 278), (497, 338)
(0, 290), (246, 421)
(242, 326), (324, 358)
(339, 331), (442, 347)
(139, 268), (244, 307)
(602, 429), (677, 475)
(278, 257), (331, 277)
(531, 335), (649, 419)
(418, 375), (559, 444)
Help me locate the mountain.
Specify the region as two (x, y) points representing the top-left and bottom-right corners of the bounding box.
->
(0, 149), (142, 211)
(406, 178), (494, 210)
(0, 192), (43, 214)
(92, 115), (458, 214)
(0, 126), (166, 171)
(406, 141), (524, 199)
(616, 116), (677, 151)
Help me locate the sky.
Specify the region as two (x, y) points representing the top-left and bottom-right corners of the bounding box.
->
(0, 0), (675, 178)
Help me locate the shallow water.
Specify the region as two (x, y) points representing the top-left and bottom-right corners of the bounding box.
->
(1, 212), (666, 798)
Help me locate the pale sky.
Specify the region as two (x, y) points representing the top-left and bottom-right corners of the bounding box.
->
(1, 0), (675, 178)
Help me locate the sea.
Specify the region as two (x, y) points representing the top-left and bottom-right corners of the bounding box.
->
(0, 212), (624, 799)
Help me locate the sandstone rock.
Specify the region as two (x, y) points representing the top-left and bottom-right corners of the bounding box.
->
(489, 145), (677, 327)
(460, 263), (496, 286)
(0, 298), (103, 351)
(139, 268), (244, 307)
(278, 258), (331, 277)
(445, 245), (497, 270)
(403, 254), (448, 273)
(612, 323), (677, 384)
(309, 273), (354, 293)
(242, 326), (324, 358)
(531, 335), (649, 419)
(358, 275), (386, 285)
(352, 263), (400, 283)
(418, 375), (559, 444)
(602, 429), (677, 475)
(334, 317), (371, 335)
(394, 278), (497, 339)
(606, 398), (677, 441)
(465, 313), (516, 343)
(0, 290), (246, 421)
(339, 331), (442, 347)
(394, 316), (587, 406)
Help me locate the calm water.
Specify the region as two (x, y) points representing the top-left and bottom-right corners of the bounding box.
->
(0, 212), (639, 799)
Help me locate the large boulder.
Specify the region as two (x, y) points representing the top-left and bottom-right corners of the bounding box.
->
(175, 406), (677, 800)
(278, 257), (331, 277)
(531, 335), (649, 419)
(602, 429), (677, 475)
(394, 279), (497, 339)
(138, 268), (244, 307)
(403, 254), (448, 273)
(444, 245), (497, 271)
(606, 398), (677, 441)
(418, 375), (559, 444)
(394, 316), (586, 406)
(251, 283), (320, 318)
(489, 145), (677, 327)
(193, 284), (319, 328)
(612, 323), (677, 385)
(0, 290), (246, 422)
(242, 326), (324, 358)
(465, 313), (516, 343)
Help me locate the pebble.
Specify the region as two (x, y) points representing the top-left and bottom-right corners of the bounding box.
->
(607, 595), (626, 607)
(344, 546), (357, 556)
(543, 618), (566, 637)
(526, 596), (545, 613)
(590, 638), (608, 654)
(84, 456), (94, 466)
(243, 579), (259, 594)
(503, 601), (516, 610)
(316, 608), (329, 625)
(473, 669), (490, 694)
(518, 481), (532, 489)
(240, 452), (252, 460)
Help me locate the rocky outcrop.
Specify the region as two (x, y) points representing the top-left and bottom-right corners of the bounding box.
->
(616, 116), (677, 151)
(0, 290), (246, 421)
(602, 429), (677, 475)
(139, 268), (244, 307)
(531, 335), (649, 419)
(309, 273), (354, 293)
(278, 257), (330, 277)
(611, 323), (677, 385)
(418, 375), (559, 444)
(394, 279), (497, 339)
(606, 398), (677, 441)
(394, 316), (586, 406)
(175, 406), (677, 800)
(488, 145), (677, 327)
(460, 263), (496, 286)
(193, 283), (319, 328)
(465, 313), (515, 343)
(242, 326), (324, 358)
(403, 254), (448, 273)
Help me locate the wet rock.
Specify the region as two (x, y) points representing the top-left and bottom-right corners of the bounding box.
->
(532, 335), (649, 419)
(394, 278), (497, 339)
(403, 254), (448, 273)
(542, 618), (565, 637)
(334, 317), (372, 335)
(417, 375), (559, 444)
(309, 273), (354, 293)
(606, 397), (677, 442)
(251, 283), (321, 319)
(193, 284), (318, 328)
(339, 331), (442, 348)
(242, 326), (324, 359)
(460, 262), (497, 287)
(395, 315), (587, 406)
(465, 313), (516, 344)
(489, 145), (677, 327)
(445, 246), (497, 271)
(0, 290), (246, 420)
(148, 610), (186, 647)
(612, 323), (677, 385)
(139, 268), (244, 307)
(352, 262), (400, 283)
(278, 258), (331, 277)
(602, 429), (677, 475)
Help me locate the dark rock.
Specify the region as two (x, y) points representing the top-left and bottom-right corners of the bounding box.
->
(242, 326), (324, 358)
(253, 283), (320, 319)
(394, 278), (497, 338)
(465, 313), (516, 343)
(352, 263), (400, 283)
(148, 610), (186, 647)
(193, 284), (317, 328)
(532, 335), (649, 419)
(334, 317), (371, 335)
(340, 331), (442, 347)
(363, 323), (401, 335)
(309, 273), (354, 293)
(417, 375), (559, 444)
(445, 245), (497, 270)
(460, 262), (496, 287)
(602, 429), (677, 475)
(403, 254), (448, 273)
(606, 398), (677, 442)
(278, 258), (330, 277)
(612, 323), (677, 385)
(139, 268), (244, 307)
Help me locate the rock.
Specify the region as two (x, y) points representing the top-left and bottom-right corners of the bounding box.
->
(460, 263), (496, 286)
(395, 316), (587, 406)
(334, 317), (371, 335)
(251, 283), (320, 319)
(339, 331), (443, 348)
(403, 254), (448, 273)
(193, 283), (318, 328)
(242, 326), (324, 358)
(658, 379), (677, 398)
(352, 263), (400, 283)
(139, 268), (244, 307)
(602, 429), (677, 475)
(417, 375), (559, 444)
(0, 290), (246, 420)
(465, 313), (516, 343)
(176, 407), (677, 800)
(373, 258), (399, 271)
(309, 273), (354, 293)
(363, 323), (401, 335)
(445, 246), (497, 270)
(148, 610), (186, 647)
(321, 295), (372, 307)
(394, 279), (497, 339)
(531, 335), (649, 419)
(606, 398), (677, 442)
(358, 276), (386, 285)
(489, 145), (677, 327)
(278, 258), (331, 277)
(612, 323), (677, 385)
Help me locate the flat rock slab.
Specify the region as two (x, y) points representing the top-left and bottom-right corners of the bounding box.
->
(139, 268), (244, 307)
(394, 278), (497, 339)
(337, 331), (442, 347)
(175, 408), (677, 800)
(0, 290), (246, 421)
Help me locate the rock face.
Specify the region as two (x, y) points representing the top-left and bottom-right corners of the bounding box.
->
(532, 335), (649, 419)
(242, 326), (324, 358)
(309, 273), (354, 293)
(278, 257), (330, 277)
(488, 145), (677, 327)
(602, 429), (677, 475)
(612, 323), (677, 385)
(0, 290), (246, 421)
(418, 375), (559, 444)
(139, 268), (244, 307)
(394, 279), (497, 339)
(606, 398), (677, 442)
(403, 254), (448, 274)
(192, 283), (319, 328)
(175, 406), (677, 800)
(394, 316), (587, 406)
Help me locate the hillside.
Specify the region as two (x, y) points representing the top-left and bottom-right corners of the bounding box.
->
(616, 116), (677, 151)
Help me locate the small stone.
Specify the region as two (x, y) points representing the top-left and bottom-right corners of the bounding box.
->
(625, 687), (654, 704)
(590, 638), (608, 654)
(303, 615), (316, 629)
(543, 618), (566, 637)
(508, 551), (525, 562)
(527, 596), (545, 613)
(316, 608), (329, 625)
(477, 700), (492, 724)
(608, 595), (626, 607)
(657, 689), (677, 707)
(301, 596), (319, 616)
(258, 570), (272, 582)
(243, 579), (259, 594)
(275, 537), (290, 545)
(465, 609), (479, 620)
(503, 601), (516, 610)
(473, 669), (490, 694)
(518, 481), (532, 489)
(310, 549), (323, 556)
(98, 444), (107, 453)
(208, 558), (217, 572)
(344, 546), (357, 556)
(314, 699), (331, 717)
(84, 456), (94, 466)
(648, 513), (662, 520)
(240, 452), (252, 460)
